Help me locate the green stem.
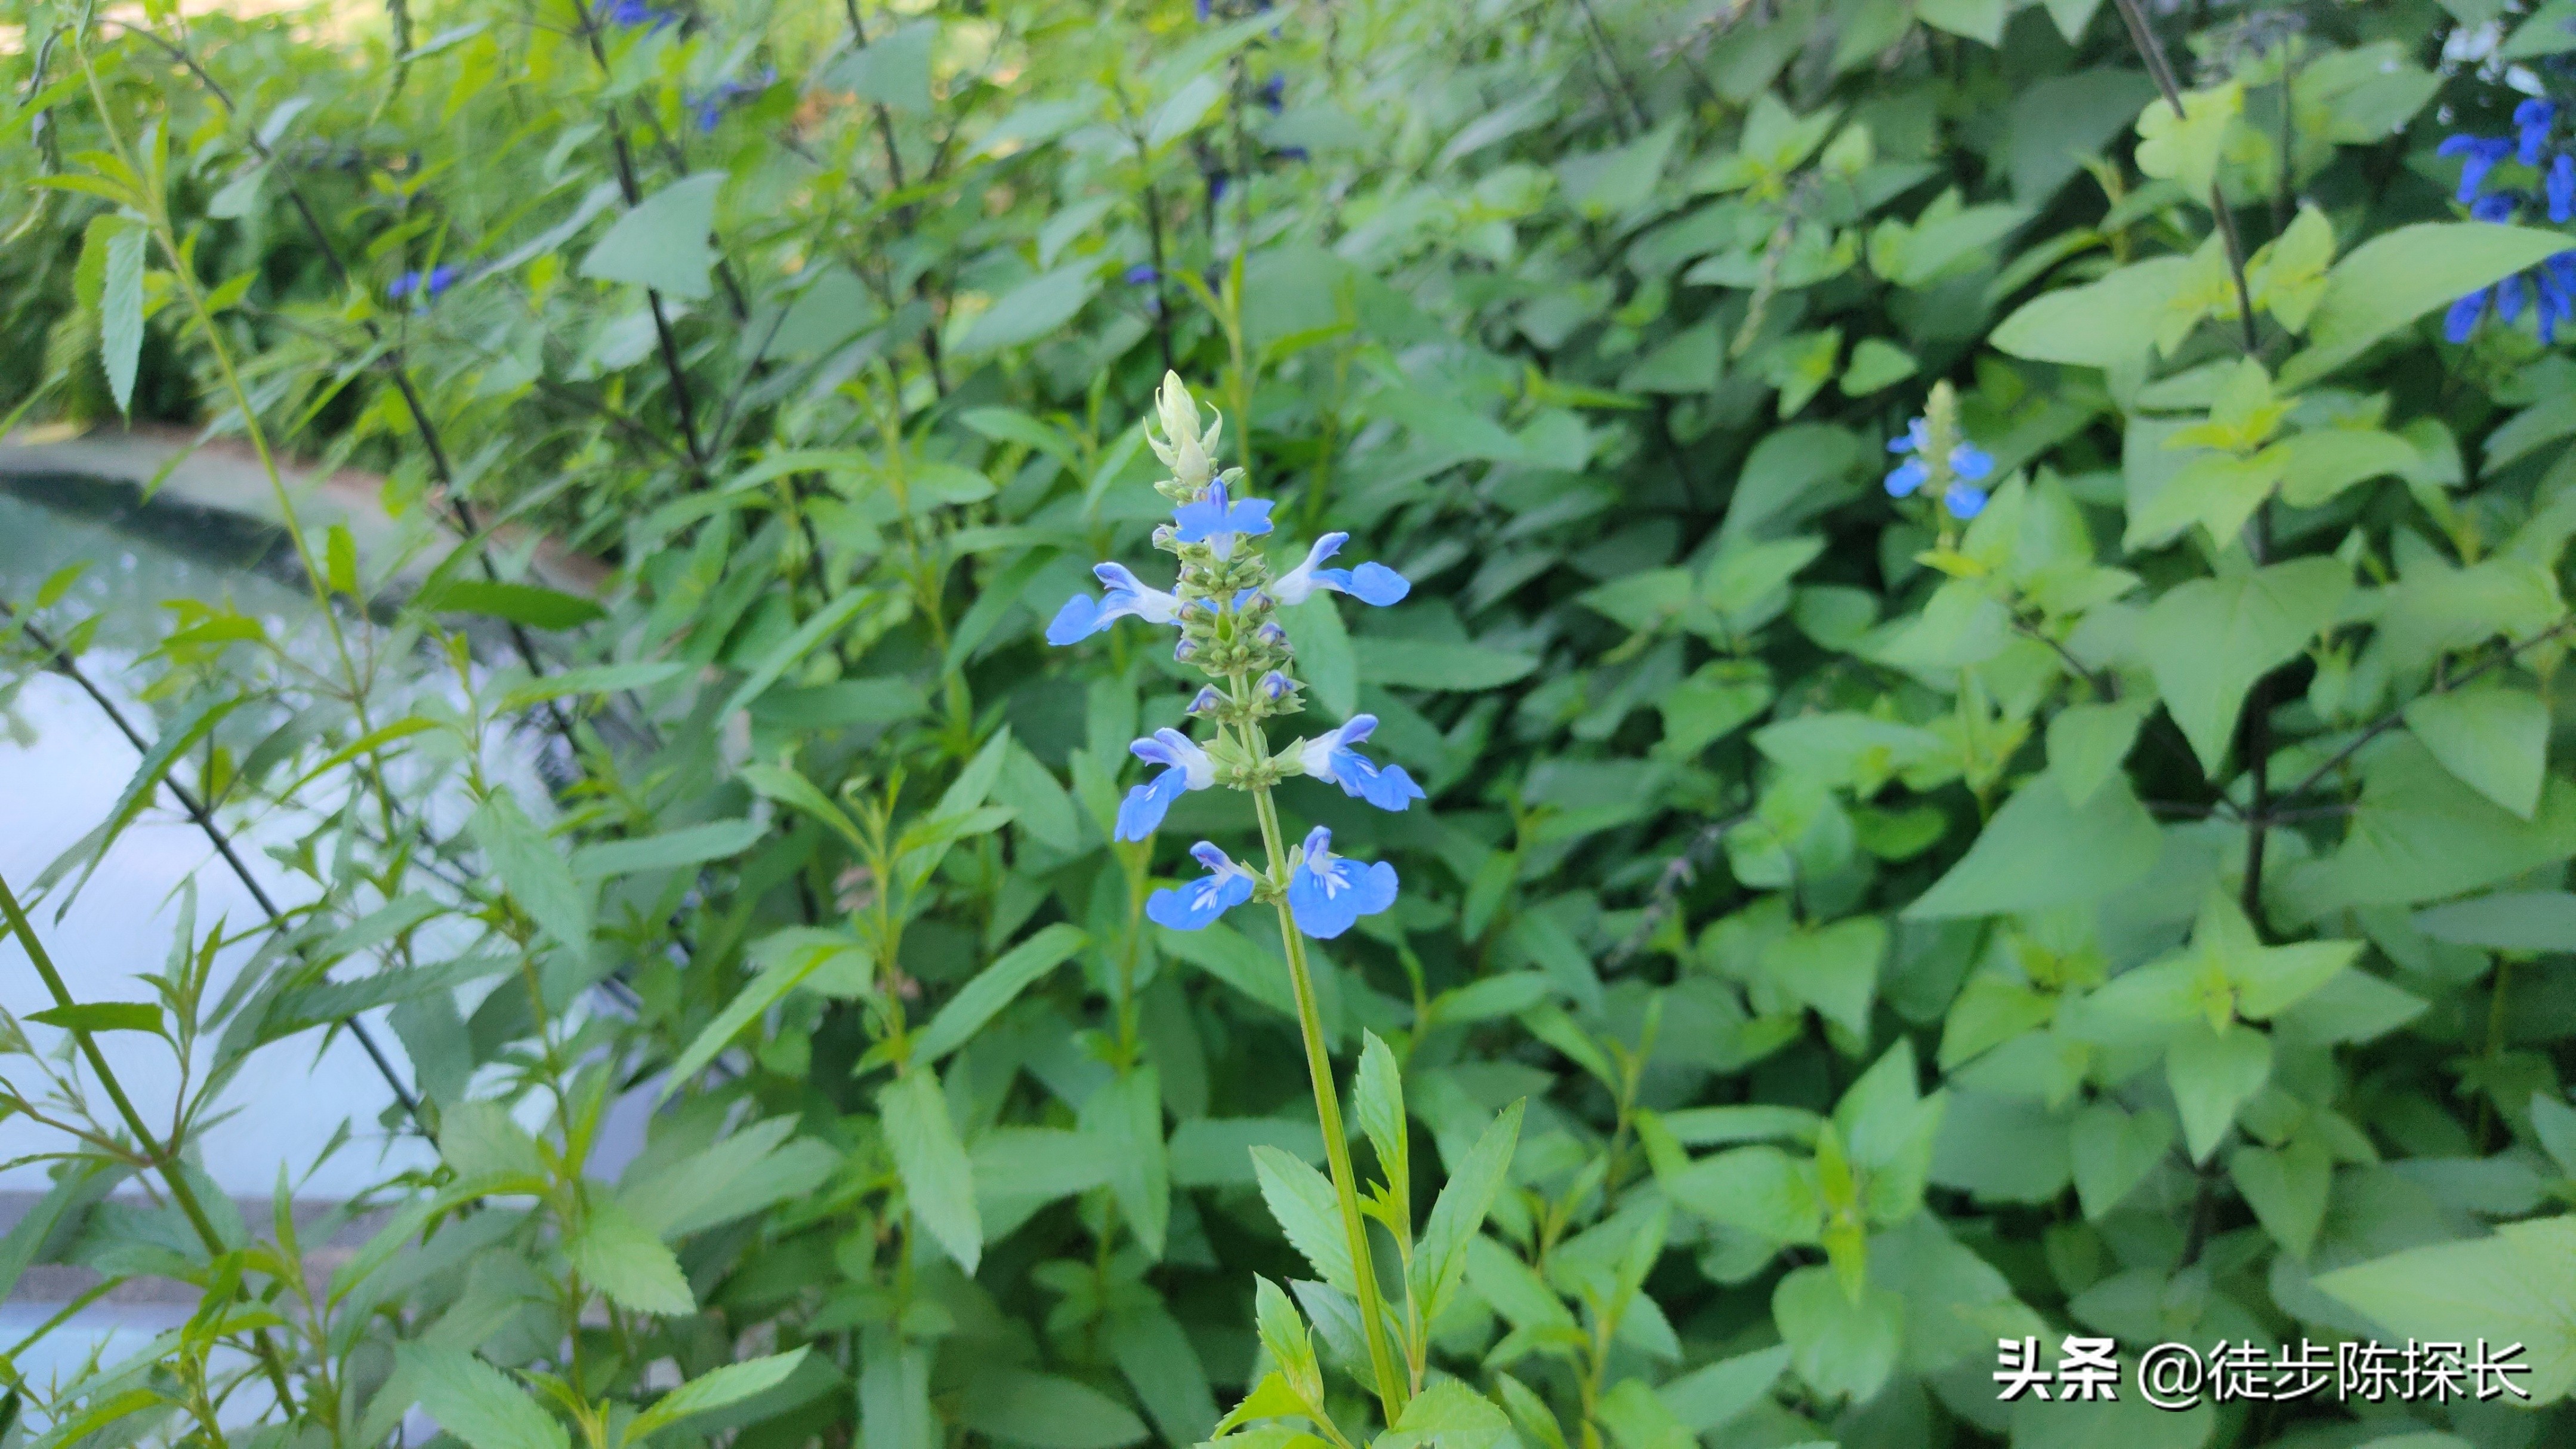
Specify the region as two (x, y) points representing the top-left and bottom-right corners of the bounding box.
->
(0, 868), (302, 1413)
(1244, 779), (1409, 1422)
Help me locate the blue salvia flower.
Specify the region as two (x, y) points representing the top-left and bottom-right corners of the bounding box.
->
(602, 0), (680, 27)
(1285, 826), (1398, 939)
(1270, 532), (1410, 607)
(2448, 288), (2492, 344)
(1171, 477), (1273, 559)
(1047, 562), (1185, 645)
(2550, 153), (2574, 224)
(1884, 406), (1992, 519)
(2518, 98), (2559, 168)
(1124, 263), (1161, 286)
(1296, 716), (1426, 812)
(388, 264), (461, 304)
(2440, 134), (2515, 203)
(1117, 729), (1215, 840)
(1258, 75), (1286, 113)
(1144, 842), (1259, 930)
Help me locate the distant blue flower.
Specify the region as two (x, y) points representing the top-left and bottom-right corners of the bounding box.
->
(388, 264), (460, 304)
(1195, 0), (1212, 18)
(1207, 171), (1230, 206)
(1124, 264), (1161, 286)
(1258, 75), (1285, 113)
(2471, 192), (2518, 224)
(1270, 532), (1409, 607)
(2448, 288), (2490, 344)
(1145, 841), (1258, 930)
(2439, 134), (2515, 204)
(2551, 153), (2574, 224)
(1285, 826), (1397, 939)
(1944, 482), (1988, 519)
(1272, 146), (1310, 164)
(2541, 254), (2576, 345)
(1297, 715), (1426, 812)
(1171, 478), (1273, 560)
(1258, 670), (1295, 701)
(1884, 417), (1991, 507)
(1047, 562), (1184, 645)
(1118, 729), (1215, 840)
(603, 0), (678, 28)
(2517, 99), (2558, 168)
(1187, 685), (1224, 716)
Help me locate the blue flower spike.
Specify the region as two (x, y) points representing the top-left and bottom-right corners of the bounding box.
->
(2550, 154), (2574, 225)
(1297, 716), (1426, 812)
(2517, 99), (2558, 168)
(2439, 134), (2514, 204)
(1886, 382), (1990, 521)
(1171, 478), (1274, 560)
(1145, 842), (1259, 930)
(1116, 729), (1215, 841)
(389, 264), (460, 304)
(1047, 562), (1184, 646)
(1272, 533), (1412, 607)
(1285, 826), (1399, 940)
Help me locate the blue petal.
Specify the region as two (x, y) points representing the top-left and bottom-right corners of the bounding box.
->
(1944, 483), (1989, 519)
(2447, 290), (2488, 344)
(1229, 498), (1276, 537)
(1115, 767), (1189, 841)
(2500, 273), (2529, 323)
(1287, 862), (1360, 938)
(1045, 594), (1104, 646)
(1950, 445), (1994, 482)
(1884, 460), (1927, 498)
(1355, 761), (1427, 812)
(1145, 870), (1253, 930)
(1345, 860), (1399, 920)
(2550, 155), (2573, 225)
(1345, 562), (1411, 606)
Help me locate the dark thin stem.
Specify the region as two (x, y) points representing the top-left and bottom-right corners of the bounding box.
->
(2109, 0), (2259, 354)
(2238, 508), (2275, 928)
(0, 870), (304, 1412)
(843, 0), (952, 396)
(2278, 621), (2576, 803)
(1604, 805), (1754, 969)
(2, 604), (428, 1132)
(1572, 0), (1651, 137)
(2176, 1156), (2221, 1268)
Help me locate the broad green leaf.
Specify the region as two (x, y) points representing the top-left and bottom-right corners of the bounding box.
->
(2403, 684), (2549, 819)
(326, 523), (360, 599)
(660, 938), (856, 1095)
(954, 266), (1100, 356)
(566, 1197), (695, 1315)
(2228, 1139), (2330, 1260)
(1658, 1144), (1821, 1243)
(619, 1117), (838, 1239)
(26, 1002), (160, 1035)
(2315, 1216), (2576, 1403)
(1656, 1345), (1790, 1433)
(1772, 1265), (1902, 1403)
(998, 742), (1082, 853)
(470, 793), (591, 952)
(1905, 771), (2160, 918)
(1464, 1234), (1576, 1330)
(1411, 1099), (1525, 1321)
(2133, 82), (2241, 199)
(882, 1066), (982, 1274)
(2047, 699), (2149, 807)
(436, 1100), (546, 1183)
(571, 819), (766, 878)
(398, 1345), (569, 1449)
(1352, 637), (1540, 691)
(955, 1371), (1148, 1449)
(625, 1351), (812, 1444)
(100, 220), (144, 416)
(1760, 915), (1884, 1035)
(2280, 736), (2576, 918)
(826, 19), (935, 112)
(1382, 1380), (1511, 1449)
(2282, 223), (2576, 387)
(1989, 256), (2191, 368)
(2140, 557), (2349, 776)
(2411, 892), (2576, 953)
(1250, 1145), (1354, 1294)
(860, 1330), (936, 1449)
(1106, 1308), (1217, 1448)
(717, 592), (870, 720)
(1081, 1066), (1170, 1259)
(1353, 1032), (1407, 1200)
(421, 580), (607, 630)
(2166, 1023), (2272, 1162)
(912, 924), (1086, 1063)
(579, 173), (724, 301)
(1146, 73), (1224, 152)
(2069, 1103), (2174, 1219)
(1919, 0), (2005, 44)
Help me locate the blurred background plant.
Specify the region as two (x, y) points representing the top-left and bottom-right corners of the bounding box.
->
(2, 0), (2575, 1447)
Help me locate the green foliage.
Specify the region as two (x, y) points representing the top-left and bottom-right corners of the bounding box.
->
(2, 0), (2574, 1447)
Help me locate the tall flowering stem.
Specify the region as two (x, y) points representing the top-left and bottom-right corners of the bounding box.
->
(1051, 375), (1420, 1420)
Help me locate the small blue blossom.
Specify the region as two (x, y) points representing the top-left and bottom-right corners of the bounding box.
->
(2471, 192), (2519, 224)
(1047, 562), (1184, 645)
(1258, 670), (1295, 701)
(2448, 287), (2492, 344)
(1187, 685), (1224, 716)
(1885, 415), (1992, 515)
(2518, 99), (2559, 168)
(1124, 263), (1161, 286)
(1117, 729), (1215, 840)
(1207, 171), (1230, 206)
(1145, 842), (1260, 930)
(1171, 478), (1274, 560)
(1258, 75), (1285, 113)
(1270, 532), (1410, 608)
(2551, 153), (2574, 224)
(1272, 146), (1310, 164)
(1285, 826), (1397, 939)
(602, 0), (678, 28)
(2440, 134), (2515, 204)
(2448, 250), (2576, 344)
(388, 264), (461, 304)
(1296, 715), (1426, 812)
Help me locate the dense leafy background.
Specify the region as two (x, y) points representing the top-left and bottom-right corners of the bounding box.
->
(2, 0), (2574, 1447)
